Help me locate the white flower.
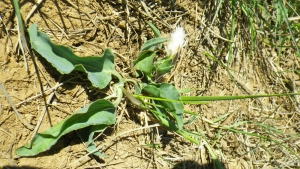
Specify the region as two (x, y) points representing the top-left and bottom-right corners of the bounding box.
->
(166, 26), (185, 57)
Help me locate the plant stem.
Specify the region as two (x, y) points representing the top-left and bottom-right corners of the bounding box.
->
(0, 83), (34, 130)
(112, 87), (123, 106)
(124, 79), (138, 86)
(111, 70), (124, 85)
(108, 70), (125, 106)
(121, 87), (143, 107)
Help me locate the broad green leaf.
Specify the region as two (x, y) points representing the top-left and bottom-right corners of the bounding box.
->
(142, 85), (160, 96)
(16, 99), (116, 157)
(149, 107), (200, 145)
(147, 106), (179, 131)
(143, 83), (184, 130)
(78, 125), (108, 158)
(133, 50), (155, 78)
(141, 37), (168, 51)
(155, 58), (173, 75)
(28, 24), (115, 89)
(158, 84), (184, 130)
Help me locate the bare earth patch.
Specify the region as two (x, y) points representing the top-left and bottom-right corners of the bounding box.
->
(0, 0), (300, 168)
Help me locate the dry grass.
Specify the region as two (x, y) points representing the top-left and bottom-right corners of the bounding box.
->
(0, 0), (300, 168)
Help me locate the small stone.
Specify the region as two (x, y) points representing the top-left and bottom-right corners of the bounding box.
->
(118, 21), (126, 29)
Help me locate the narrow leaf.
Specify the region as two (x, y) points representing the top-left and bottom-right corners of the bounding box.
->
(181, 93), (300, 101)
(155, 58), (173, 75)
(146, 21), (161, 38)
(143, 83), (184, 129)
(141, 38), (168, 51)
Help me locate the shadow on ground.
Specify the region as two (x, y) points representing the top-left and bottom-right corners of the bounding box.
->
(1, 166), (40, 169)
(2, 160), (225, 169)
(172, 159), (226, 169)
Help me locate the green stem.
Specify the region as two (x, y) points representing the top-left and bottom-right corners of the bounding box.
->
(124, 79), (138, 86)
(204, 141), (224, 169)
(111, 70), (124, 85)
(112, 86), (123, 106)
(121, 87), (143, 107)
(175, 130), (199, 144)
(107, 70), (125, 106)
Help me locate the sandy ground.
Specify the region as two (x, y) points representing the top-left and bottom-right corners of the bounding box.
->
(0, 0), (300, 168)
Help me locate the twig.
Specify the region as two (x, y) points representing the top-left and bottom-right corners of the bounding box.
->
(29, 75), (64, 142)
(140, 0), (151, 16)
(47, 17), (69, 39)
(16, 81), (64, 107)
(0, 127), (15, 139)
(0, 83), (34, 130)
(25, 0), (44, 24)
(0, 16), (12, 63)
(68, 123), (161, 167)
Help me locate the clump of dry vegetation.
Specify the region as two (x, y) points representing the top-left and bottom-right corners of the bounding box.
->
(0, 0), (299, 168)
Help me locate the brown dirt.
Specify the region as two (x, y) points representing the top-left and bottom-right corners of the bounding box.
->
(0, 0), (300, 169)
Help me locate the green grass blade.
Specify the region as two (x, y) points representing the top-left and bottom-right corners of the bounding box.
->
(211, 0), (223, 25)
(143, 83), (184, 130)
(278, 0), (300, 57)
(11, 0), (29, 53)
(135, 95), (209, 104)
(227, 0), (236, 63)
(146, 21), (161, 38)
(181, 93), (300, 102)
(212, 112), (231, 123)
(223, 127), (300, 161)
(204, 141), (225, 169)
(175, 130), (200, 145)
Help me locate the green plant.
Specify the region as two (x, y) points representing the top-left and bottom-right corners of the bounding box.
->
(16, 22), (194, 157)
(15, 22), (300, 166)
